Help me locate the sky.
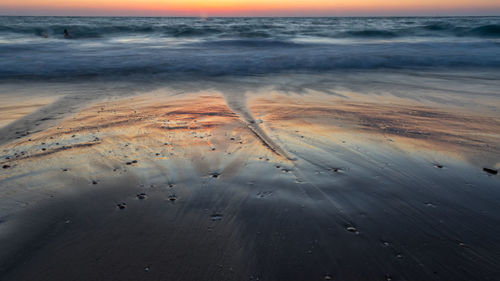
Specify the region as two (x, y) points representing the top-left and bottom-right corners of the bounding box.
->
(1, 0), (500, 16)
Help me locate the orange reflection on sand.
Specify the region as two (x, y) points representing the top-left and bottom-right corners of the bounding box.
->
(0, 93), (279, 180)
(249, 93), (500, 166)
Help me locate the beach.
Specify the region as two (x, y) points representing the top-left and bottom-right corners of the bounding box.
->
(1, 16), (500, 280)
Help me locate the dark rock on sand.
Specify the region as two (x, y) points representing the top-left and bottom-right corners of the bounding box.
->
(483, 167), (498, 175)
(211, 214), (223, 221)
(2, 165), (10, 169)
(137, 193), (147, 200)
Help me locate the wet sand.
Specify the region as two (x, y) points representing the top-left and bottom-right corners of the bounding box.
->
(0, 72), (499, 281)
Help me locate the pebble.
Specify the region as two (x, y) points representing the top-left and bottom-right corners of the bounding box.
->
(117, 202), (127, 209)
(346, 226), (358, 233)
(483, 167), (498, 175)
(211, 214), (223, 221)
(2, 165), (10, 169)
(137, 193), (147, 200)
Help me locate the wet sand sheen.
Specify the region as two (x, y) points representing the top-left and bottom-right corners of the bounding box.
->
(0, 82), (499, 281)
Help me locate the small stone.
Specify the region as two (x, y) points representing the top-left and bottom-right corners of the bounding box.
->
(346, 226), (357, 233)
(117, 203), (127, 209)
(137, 193), (147, 200)
(483, 167), (498, 175)
(168, 195), (177, 201)
(2, 165), (10, 169)
(211, 214), (223, 221)
(92, 180), (98, 185)
(324, 274), (332, 280)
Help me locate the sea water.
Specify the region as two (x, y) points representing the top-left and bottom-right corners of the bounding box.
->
(0, 16), (499, 79)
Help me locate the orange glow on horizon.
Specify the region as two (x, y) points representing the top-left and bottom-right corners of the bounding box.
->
(1, 0), (500, 16)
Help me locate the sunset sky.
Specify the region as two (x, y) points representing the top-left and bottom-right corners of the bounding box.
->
(1, 0), (500, 16)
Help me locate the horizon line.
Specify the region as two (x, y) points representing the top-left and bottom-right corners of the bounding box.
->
(1, 14), (500, 17)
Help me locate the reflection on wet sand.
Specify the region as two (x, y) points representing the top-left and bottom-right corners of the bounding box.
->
(0, 87), (499, 281)
(250, 93), (500, 166)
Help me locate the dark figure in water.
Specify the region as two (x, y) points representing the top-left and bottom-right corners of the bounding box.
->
(64, 29), (71, 39)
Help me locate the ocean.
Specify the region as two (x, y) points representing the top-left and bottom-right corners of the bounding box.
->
(0, 16), (499, 79)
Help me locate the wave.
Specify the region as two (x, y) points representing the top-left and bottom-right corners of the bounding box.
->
(193, 39), (301, 47)
(343, 30), (398, 38)
(0, 17), (499, 40)
(469, 24), (500, 37)
(1, 39), (499, 79)
(0, 17), (499, 79)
